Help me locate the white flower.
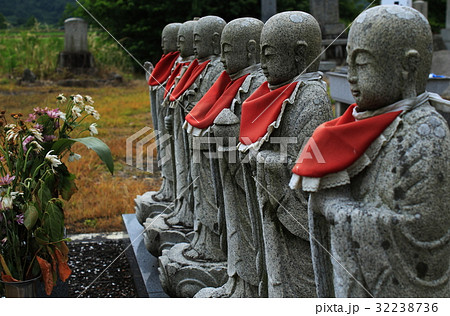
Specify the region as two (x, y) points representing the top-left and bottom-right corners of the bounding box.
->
(73, 94), (84, 104)
(30, 141), (44, 153)
(29, 128), (44, 142)
(92, 110), (100, 120)
(58, 111), (66, 121)
(68, 153), (82, 162)
(0, 195), (13, 210)
(57, 94), (67, 103)
(72, 105), (82, 118)
(5, 124), (16, 129)
(6, 129), (19, 142)
(89, 123), (98, 136)
(84, 105), (95, 115)
(85, 95), (94, 105)
(45, 150), (62, 172)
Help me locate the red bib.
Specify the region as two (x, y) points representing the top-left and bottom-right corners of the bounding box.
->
(169, 59), (210, 102)
(163, 61), (192, 98)
(185, 71), (249, 129)
(147, 51), (180, 86)
(239, 81), (298, 145)
(292, 104), (401, 178)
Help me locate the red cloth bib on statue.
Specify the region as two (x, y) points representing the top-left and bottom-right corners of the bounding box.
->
(185, 71), (249, 129)
(147, 51), (180, 86)
(292, 104), (401, 178)
(169, 59), (210, 102)
(163, 61), (192, 98)
(239, 81), (297, 145)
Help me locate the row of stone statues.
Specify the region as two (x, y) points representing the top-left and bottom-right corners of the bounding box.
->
(136, 5), (450, 298)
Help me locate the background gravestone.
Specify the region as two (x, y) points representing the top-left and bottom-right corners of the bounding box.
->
(57, 18), (95, 74)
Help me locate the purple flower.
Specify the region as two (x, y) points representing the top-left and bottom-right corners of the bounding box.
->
(43, 135), (56, 142)
(26, 113), (37, 122)
(22, 135), (35, 151)
(0, 174), (15, 186)
(46, 108), (60, 119)
(15, 214), (24, 225)
(34, 123), (44, 132)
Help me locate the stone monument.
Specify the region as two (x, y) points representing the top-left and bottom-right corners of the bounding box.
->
(441, 0), (450, 49)
(292, 5), (450, 297)
(135, 23), (181, 225)
(309, 0), (345, 39)
(157, 16), (228, 298)
(57, 18), (95, 73)
(237, 11), (333, 297)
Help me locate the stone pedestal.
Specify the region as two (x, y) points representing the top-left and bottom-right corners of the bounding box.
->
(134, 191), (172, 225)
(142, 214), (194, 257)
(158, 243), (227, 297)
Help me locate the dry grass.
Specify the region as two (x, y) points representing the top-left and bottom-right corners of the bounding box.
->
(0, 79), (161, 233)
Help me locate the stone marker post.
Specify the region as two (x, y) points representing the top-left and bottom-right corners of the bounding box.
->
(261, 0), (277, 23)
(58, 18), (95, 73)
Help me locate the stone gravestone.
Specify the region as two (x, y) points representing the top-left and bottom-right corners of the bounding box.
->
(413, 1), (428, 19)
(261, 0), (277, 23)
(309, 0), (346, 67)
(292, 5), (450, 298)
(57, 18), (95, 73)
(441, 0), (450, 49)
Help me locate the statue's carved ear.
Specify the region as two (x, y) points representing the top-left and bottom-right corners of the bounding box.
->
(212, 32), (221, 54)
(247, 40), (257, 54)
(401, 49), (420, 98)
(402, 49), (420, 74)
(294, 40), (308, 65)
(212, 32), (220, 45)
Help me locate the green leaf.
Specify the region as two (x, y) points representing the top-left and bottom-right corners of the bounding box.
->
(60, 173), (78, 201)
(43, 200), (64, 242)
(52, 137), (114, 175)
(38, 183), (52, 208)
(24, 203), (39, 230)
(34, 228), (49, 245)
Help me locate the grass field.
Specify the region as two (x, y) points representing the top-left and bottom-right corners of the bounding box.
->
(0, 27), (133, 80)
(0, 79), (161, 233)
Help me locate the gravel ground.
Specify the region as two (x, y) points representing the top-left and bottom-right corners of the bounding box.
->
(67, 240), (137, 298)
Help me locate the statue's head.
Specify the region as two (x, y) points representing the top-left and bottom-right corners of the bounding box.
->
(220, 18), (264, 76)
(178, 20), (196, 58)
(347, 5), (432, 111)
(161, 23), (182, 54)
(193, 16), (226, 60)
(261, 12), (322, 86)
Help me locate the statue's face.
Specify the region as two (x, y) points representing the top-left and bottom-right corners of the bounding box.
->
(161, 26), (179, 54)
(177, 21), (195, 58)
(347, 29), (403, 111)
(193, 29), (211, 60)
(220, 39), (248, 75)
(260, 39), (297, 86)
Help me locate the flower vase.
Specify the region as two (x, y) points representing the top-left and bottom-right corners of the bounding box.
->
(0, 275), (41, 298)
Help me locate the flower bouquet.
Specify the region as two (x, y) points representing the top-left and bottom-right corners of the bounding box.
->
(0, 94), (113, 296)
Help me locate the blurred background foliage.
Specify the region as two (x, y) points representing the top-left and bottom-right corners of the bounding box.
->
(0, 0), (447, 73)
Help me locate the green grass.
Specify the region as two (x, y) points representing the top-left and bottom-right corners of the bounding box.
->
(0, 26), (134, 80)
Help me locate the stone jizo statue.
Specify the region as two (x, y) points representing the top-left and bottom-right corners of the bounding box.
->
(292, 5), (450, 297)
(237, 11), (333, 297)
(192, 17), (266, 298)
(135, 22), (181, 224)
